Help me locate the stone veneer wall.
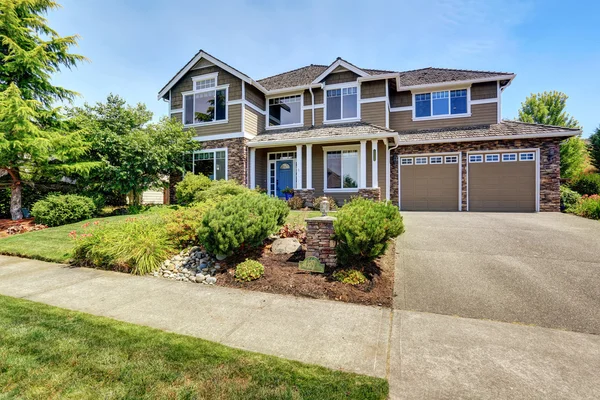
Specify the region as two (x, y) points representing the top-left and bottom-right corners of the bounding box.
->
(305, 216), (337, 269)
(293, 189), (315, 208)
(390, 137), (563, 212)
(358, 188), (381, 201)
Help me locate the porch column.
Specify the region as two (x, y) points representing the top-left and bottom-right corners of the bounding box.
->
(249, 148), (256, 189)
(306, 144), (313, 189)
(296, 144), (303, 189)
(360, 140), (367, 189)
(371, 139), (378, 188)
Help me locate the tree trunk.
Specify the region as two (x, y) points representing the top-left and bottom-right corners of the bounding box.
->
(9, 171), (23, 220)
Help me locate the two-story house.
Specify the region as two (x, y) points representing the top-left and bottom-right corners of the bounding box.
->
(158, 50), (579, 212)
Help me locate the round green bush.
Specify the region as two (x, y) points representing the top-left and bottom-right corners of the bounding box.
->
(560, 185), (581, 211)
(198, 192), (289, 256)
(332, 269), (367, 285)
(571, 173), (600, 196)
(334, 198), (405, 265)
(175, 173), (212, 204)
(31, 194), (96, 227)
(235, 259), (264, 282)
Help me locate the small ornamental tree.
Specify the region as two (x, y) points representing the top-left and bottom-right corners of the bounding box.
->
(590, 125), (600, 171)
(560, 137), (588, 180)
(198, 193), (289, 256)
(517, 91), (581, 128)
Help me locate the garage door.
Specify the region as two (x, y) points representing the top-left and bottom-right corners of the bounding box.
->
(468, 151), (537, 212)
(400, 154), (460, 211)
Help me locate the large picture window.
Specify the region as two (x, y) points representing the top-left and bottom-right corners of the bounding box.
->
(326, 86), (358, 121)
(325, 148), (359, 189)
(183, 75), (227, 125)
(188, 150), (227, 180)
(268, 95), (301, 127)
(415, 89), (468, 118)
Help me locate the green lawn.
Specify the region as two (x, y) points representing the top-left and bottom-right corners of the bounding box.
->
(0, 295), (387, 399)
(0, 215), (130, 263)
(285, 210), (322, 227)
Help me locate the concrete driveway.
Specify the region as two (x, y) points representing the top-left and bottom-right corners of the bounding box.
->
(390, 212), (600, 399)
(395, 212), (600, 334)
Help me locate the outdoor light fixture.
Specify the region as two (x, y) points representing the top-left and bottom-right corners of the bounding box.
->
(320, 199), (329, 216)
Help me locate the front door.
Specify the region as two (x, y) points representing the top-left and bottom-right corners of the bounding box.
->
(276, 160), (293, 198)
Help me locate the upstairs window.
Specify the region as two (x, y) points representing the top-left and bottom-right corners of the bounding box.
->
(268, 95), (301, 127)
(183, 74), (227, 125)
(326, 86), (358, 121)
(415, 89), (468, 118)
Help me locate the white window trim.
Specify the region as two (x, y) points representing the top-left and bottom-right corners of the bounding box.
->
(415, 157), (428, 165)
(445, 156), (458, 164)
(322, 144), (361, 192)
(485, 154), (500, 163)
(265, 93), (304, 130)
(520, 152), (535, 161)
(267, 151), (297, 197)
(401, 157), (413, 165)
(191, 148), (228, 180)
(323, 82), (360, 124)
(469, 154), (483, 163)
(502, 153), (517, 162)
(412, 87), (471, 121)
(430, 156), (443, 164)
(182, 74), (229, 127)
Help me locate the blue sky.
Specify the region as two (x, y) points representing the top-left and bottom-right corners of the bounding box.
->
(48, 0), (599, 136)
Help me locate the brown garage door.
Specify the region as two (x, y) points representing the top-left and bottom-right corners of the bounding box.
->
(400, 154), (460, 211)
(468, 151), (537, 212)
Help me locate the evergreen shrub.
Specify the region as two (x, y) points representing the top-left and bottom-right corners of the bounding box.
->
(175, 173), (212, 204)
(571, 174), (600, 196)
(31, 194), (96, 226)
(235, 259), (264, 282)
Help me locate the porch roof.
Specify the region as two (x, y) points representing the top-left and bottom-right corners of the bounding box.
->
(247, 122), (397, 147)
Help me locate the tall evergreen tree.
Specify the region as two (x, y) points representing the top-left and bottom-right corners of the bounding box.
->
(517, 91), (581, 128)
(0, 0), (90, 220)
(589, 125), (600, 171)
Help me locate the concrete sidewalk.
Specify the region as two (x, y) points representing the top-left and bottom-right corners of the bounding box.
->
(0, 255), (391, 378)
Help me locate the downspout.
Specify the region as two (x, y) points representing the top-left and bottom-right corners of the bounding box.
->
(309, 87), (315, 126)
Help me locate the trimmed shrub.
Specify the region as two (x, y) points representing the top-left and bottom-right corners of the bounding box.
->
(287, 196), (304, 210)
(235, 259), (264, 282)
(198, 193), (289, 256)
(571, 173), (600, 196)
(175, 173), (212, 204)
(31, 194), (96, 227)
(195, 179), (252, 203)
(72, 216), (174, 275)
(334, 198), (404, 265)
(560, 186), (581, 212)
(332, 269), (367, 285)
(161, 201), (217, 248)
(313, 196), (338, 211)
(570, 195), (600, 220)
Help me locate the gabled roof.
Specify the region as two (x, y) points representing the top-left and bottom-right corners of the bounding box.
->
(157, 50), (268, 99)
(247, 122), (396, 147)
(396, 121), (579, 144)
(397, 67), (514, 88)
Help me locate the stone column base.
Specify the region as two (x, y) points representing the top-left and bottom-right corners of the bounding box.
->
(305, 216), (337, 269)
(293, 189), (315, 208)
(358, 188), (381, 201)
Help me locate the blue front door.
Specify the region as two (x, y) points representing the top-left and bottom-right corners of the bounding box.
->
(276, 160), (293, 198)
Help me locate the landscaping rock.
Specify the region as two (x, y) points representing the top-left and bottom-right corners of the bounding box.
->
(205, 276), (217, 285)
(216, 254), (227, 261)
(150, 247), (220, 285)
(271, 238), (302, 254)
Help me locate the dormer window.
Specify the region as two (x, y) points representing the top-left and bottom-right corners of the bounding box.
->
(268, 95), (302, 127)
(414, 89), (468, 119)
(183, 73), (227, 126)
(326, 85), (358, 122)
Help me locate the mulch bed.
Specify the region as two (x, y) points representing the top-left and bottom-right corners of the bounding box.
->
(0, 218), (47, 238)
(216, 240), (395, 307)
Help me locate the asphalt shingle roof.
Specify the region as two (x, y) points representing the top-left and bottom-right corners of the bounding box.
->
(249, 122), (395, 143)
(396, 121), (579, 143)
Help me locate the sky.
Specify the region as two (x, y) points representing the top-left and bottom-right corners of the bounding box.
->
(48, 0), (600, 137)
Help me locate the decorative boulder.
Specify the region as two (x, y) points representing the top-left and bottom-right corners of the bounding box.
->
(271, 238), (302, 254)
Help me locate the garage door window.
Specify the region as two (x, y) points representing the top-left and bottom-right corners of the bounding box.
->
(520, 152), (535, 161)
(430, 156), (443, 164)
(401, 157), (413, 165)
(502, 153), (517, 162)
(445, 155), (458, 164)
(415, 157), (428, 165)
(485, 154), (499, 163)
(469, 154), (483, 163)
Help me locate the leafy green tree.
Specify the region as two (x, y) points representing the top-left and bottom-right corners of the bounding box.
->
(517, 91), (581, 128)
(69, 94), (199, 205)
(560, 137), (588, 180)
(0, 0), (91, 219)
(589, 125), (600, 171)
